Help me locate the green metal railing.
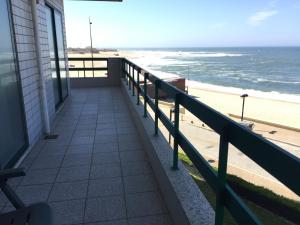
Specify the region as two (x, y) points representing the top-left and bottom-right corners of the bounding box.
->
(122, 58), (300, 225)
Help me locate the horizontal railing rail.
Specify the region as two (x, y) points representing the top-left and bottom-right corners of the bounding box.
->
(68, 57), (108, 78)
(122, 58), (300, 225)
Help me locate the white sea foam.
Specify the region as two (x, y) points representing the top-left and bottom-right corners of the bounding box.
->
(129, 50), (243, 69)
(129, 50), (243, 61)
(134, 67), (300, 104)
(127, 50), (300, 103)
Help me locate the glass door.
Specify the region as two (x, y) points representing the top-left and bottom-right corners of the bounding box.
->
(0, 0), (28, 169)
(45, 5), (68, 108)
(54, 11), (68, 100)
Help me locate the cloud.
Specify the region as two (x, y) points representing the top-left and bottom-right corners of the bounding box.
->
(248, 10), (278, 26)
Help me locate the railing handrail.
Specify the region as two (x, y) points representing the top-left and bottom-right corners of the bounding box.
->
(122, 57), (300, 225)
(68, 57), (108, 77)
(68, 57), (108, 61)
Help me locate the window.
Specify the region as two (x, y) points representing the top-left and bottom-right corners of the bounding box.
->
(0, 0), (28, 168)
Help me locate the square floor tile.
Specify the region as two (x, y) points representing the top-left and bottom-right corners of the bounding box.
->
(120, 151), (146, 163)
(118, 141), (143, 152)
(56, 166), (90, 182)
(94, 135), (117, 144)
(67, 144), (93, 155)
(39, 144), (68, 156)
(123, 174), (157, 194)
(73, 129), (95, 138)
(62, 154), (92, 168)
(71, 136), (94, 145)
(117, 127), (137, 135)
(126, 192), (167, 218)
(93, 143), (118, 153)
(85, 219), (128, 225)
(128, 214), (173, 225)
(30, 155), (64, 169)
(15, 184), (52, 205)
(50, 199), (85, 225)
(84, 196), (126, 223)
(95, 128), (117, 136)
(21, 168), (58, 185)
(118, 134), (140, 143)
(88, 177), (123, 197)
(49, 181), (88, 202)
(90, 164), (122, 179)
(121, 162), (153, 177)
(92, 152), (120, 165)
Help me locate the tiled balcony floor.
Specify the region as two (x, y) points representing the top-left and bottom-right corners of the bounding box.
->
(1, 87), (173, 225)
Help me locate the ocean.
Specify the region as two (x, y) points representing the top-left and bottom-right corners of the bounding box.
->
(126, 47), (300, 103)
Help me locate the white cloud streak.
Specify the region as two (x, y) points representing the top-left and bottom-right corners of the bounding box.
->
(248, 10), (278, 26)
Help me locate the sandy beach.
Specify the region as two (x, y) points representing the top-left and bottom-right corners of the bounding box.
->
(187, 85), (300, 130)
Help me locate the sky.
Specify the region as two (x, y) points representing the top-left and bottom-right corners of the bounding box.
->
(64, 0), (300, 48)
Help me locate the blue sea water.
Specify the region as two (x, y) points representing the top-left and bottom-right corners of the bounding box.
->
(127, 47), (300, 96)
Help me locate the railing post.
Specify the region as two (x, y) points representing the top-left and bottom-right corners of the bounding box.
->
(215, 133), (229, 225)
(172, 94), (180, 170)
(154, 79), (159, 135)
(168, 108), (173, 144)
(92, 58), (95, 77)
(137, 68), (140, 105)
(144, 73), (148, 118)
(132, 66), (135, 96)
(122, 59), (125, 80)
(126, 62), (129, 85)
(128, 63), (131, 90)
(83, 60), (86, 78)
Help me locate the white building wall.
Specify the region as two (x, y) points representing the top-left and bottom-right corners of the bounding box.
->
(9, 0), (69, 148)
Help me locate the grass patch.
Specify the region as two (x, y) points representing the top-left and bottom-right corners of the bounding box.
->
(178, 152), (299, 225)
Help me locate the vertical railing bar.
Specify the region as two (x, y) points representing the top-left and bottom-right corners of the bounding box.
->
(83, 60), (86, 78)
(215, 133), (229, 225)
(144, 73), (148, 118)
(126, 62), (129, 85)
(128, 63), (131, 90)
(137, 68), (140, 105)
(122, 59), (125, 81)
(154, 79), (159, 135)
(132, 66), (135, 96)
(172, 94), (180, 170)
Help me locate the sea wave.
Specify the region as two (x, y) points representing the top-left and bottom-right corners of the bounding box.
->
(137, 67), (300, 104)
(130, 50), (243, 59)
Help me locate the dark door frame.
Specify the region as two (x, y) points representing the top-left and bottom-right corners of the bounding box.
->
(45, 3), (68, 109)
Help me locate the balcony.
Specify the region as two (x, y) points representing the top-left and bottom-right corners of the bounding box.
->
(1, 57), (299, 225)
